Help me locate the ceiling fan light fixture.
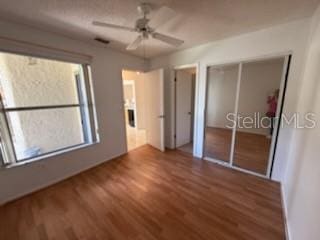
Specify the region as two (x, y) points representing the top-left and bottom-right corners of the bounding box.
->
(92, 4), (183, 51)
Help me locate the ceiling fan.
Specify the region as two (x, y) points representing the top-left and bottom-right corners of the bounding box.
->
(92, 3), (184, 51)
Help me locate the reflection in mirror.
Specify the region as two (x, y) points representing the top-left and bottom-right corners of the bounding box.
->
(233, 58), (285, 174)
(204, 64), (239, 162)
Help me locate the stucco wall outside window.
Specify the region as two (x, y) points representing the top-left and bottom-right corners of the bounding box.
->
(0, 52), (84, 160)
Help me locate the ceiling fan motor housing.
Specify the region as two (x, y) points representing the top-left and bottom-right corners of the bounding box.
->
(135, 18), (152, 34)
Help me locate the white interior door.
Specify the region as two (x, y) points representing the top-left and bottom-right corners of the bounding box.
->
(176, 70), (193, 147)
(144, 69), (165, 151)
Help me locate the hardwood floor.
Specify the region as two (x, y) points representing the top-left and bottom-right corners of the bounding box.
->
(0, 145), (285, 240)
(204, 127), (271, 175)
(177, 142), (193, 154)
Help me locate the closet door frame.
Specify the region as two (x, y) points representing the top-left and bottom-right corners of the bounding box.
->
(266, 55), (291, 178)
(203, 52), (291, 179)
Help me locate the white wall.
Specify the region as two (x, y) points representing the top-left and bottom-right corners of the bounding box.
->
(282, 5), (320, 240)
(122, 70), (146, 129)
(123, 84), (134, 102)
(0, 20), (146, 204)
(150, 19), (311, 182)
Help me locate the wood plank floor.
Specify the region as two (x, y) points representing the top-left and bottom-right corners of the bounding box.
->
(204, 127), (271, 174)
(0, 145), (285, 240)
(177, 142), (193, 154)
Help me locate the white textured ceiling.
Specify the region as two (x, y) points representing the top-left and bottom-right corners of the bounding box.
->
(0, 0), (319, 58)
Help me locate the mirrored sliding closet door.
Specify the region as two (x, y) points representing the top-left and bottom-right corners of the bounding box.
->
(204, 56), (290, 177)
(204, 64), (239, 164)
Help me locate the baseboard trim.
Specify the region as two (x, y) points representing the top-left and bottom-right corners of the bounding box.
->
(281, 183), (291, 240)
(0, 152), (127, 206)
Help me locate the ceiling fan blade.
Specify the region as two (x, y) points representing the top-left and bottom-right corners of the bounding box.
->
(152, 32), (184, 47)
(126, 35), (143, 50)
(92, 21), (136, 32)
(148, 6), (176, 29)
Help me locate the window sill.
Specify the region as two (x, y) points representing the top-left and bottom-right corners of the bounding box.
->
(1, 142), (99, 169)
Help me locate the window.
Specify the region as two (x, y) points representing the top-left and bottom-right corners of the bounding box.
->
(0, 51), (98, 166)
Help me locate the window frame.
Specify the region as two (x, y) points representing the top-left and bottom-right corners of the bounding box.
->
(0, 50), (99, 167)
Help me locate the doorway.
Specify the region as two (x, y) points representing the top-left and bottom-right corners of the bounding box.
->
(122, 70), (146, 151)
(122, 69), (165, 152)
(174, 66), (197, 155)
(203, 55), (291, 177)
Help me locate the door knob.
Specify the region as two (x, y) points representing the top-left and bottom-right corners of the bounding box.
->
(158, 115), (165, 118)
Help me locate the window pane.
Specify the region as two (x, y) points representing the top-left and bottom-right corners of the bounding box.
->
(6, 107), (84, 161)
(0, 52), (81, 108)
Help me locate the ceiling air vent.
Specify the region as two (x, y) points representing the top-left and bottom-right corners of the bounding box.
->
(94, 37), (110, 45)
